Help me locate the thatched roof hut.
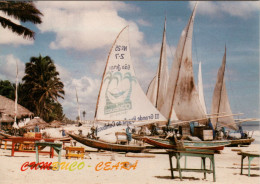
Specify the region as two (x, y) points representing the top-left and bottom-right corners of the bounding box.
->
(0, 113), (14, 123)
(0, 95), (33, 119)
(22, 117), (48, 130)
(48, 120), (64, 128)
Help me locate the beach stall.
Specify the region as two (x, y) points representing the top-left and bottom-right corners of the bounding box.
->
(0, 113), (14, 130)
(0, 95), (34, 129)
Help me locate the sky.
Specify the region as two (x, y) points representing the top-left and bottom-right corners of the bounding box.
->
(0, 1), (259, 121)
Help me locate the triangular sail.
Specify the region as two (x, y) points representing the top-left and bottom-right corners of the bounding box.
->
(95, 26), (167, 125)
(198, 62), (207, 114)
(146, 18), (169, 111)
(211, 47), (237, 130)
(161, 3), (207, 122)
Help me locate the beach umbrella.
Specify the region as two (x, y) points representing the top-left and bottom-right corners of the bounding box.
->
(48, 120), (64, 128)
(22, 117), (48, 130)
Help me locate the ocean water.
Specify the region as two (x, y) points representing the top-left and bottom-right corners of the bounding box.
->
(241, 121), (260, 144)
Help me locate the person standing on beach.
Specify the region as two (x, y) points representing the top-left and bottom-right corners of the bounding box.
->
(61, 128), (66, 137)
(126, 125), (132, 144)
(35, 124), (39, 133)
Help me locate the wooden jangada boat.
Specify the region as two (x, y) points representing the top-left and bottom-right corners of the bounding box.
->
(141, 136), (230, 151)
(68, 133), (145, 153)
(69, 25), (168, 152)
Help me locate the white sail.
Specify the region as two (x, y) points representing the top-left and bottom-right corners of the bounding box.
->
(95, 26), (167, 128)
(211, 47), (237, 130)
(161, 2), (207, 122)
(146, 18), (169, 111)
(146, 76), (157, 106)
(198, 62), (207, 114)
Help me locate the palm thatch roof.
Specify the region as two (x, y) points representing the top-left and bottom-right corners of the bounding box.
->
(22, 117), (48, 130)
(48, 120), (64, 128)
(0, 113), (14, 123)
(0, 95), (33, 119)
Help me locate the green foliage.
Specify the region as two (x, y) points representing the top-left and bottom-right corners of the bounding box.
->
(0, 80), (15, 99)
(22, 55), (65, 122)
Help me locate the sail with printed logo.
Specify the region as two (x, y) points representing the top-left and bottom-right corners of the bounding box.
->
(198, 62), (207, 114)
(94, 26), (167, 125)
(68, 26), (167, 151)
(211, 47), (237, 130)
(160, 2), (207, 123)
(146, 18), (169, 112)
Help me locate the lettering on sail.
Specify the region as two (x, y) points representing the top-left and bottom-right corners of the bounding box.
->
(109, 64), (130, 72)
(96, 114), (160, 133)
(104, 45), (135, 115)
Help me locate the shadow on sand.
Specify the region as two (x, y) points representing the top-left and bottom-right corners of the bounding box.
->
(155, 175), (200, 181)
(5, 155), (30, 157)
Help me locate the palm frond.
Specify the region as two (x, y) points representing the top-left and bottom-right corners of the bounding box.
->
(0, 16), (34, 39)
(0, 1), (42, 24)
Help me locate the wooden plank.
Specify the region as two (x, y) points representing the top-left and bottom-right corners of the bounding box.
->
(65, 147), (84, 151)
(66, 153), (84, 157)
(172, 168), (213, 173)
(125, 153), (156, 158)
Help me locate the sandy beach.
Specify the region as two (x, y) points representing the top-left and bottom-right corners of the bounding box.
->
(0, 143), (259, 184)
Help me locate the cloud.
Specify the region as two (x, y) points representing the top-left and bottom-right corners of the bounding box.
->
(35, 1), (165, 62)
(0, 12), (34, 45)
(0, 54), (25, 82)
(55, 64), (72, 83)
(36, 1), (143, 51)
(54, 63), (100, 119)
(137, 19), (152, 27)
(189, 1), (260, 19)
(62, 76), (100, 120)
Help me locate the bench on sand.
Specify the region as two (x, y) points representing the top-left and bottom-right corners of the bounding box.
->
(65, 147), (85, 159)
(168, 149), (217, 182)
(238, 151), (260, 176)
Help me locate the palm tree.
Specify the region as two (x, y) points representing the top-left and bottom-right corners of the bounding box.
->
(22, 55), (65, 120)
(0, 1), (42, 39)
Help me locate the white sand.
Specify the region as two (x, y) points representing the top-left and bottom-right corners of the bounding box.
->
(0, 144), (259, 184)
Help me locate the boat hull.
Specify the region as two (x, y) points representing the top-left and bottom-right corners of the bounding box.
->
(227, 138), (255, 147)
(68, 133), (145, 153)
(142, 137), (230, 151)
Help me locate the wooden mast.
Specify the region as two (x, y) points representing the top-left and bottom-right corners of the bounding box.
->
(155, 17), (167, 108)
